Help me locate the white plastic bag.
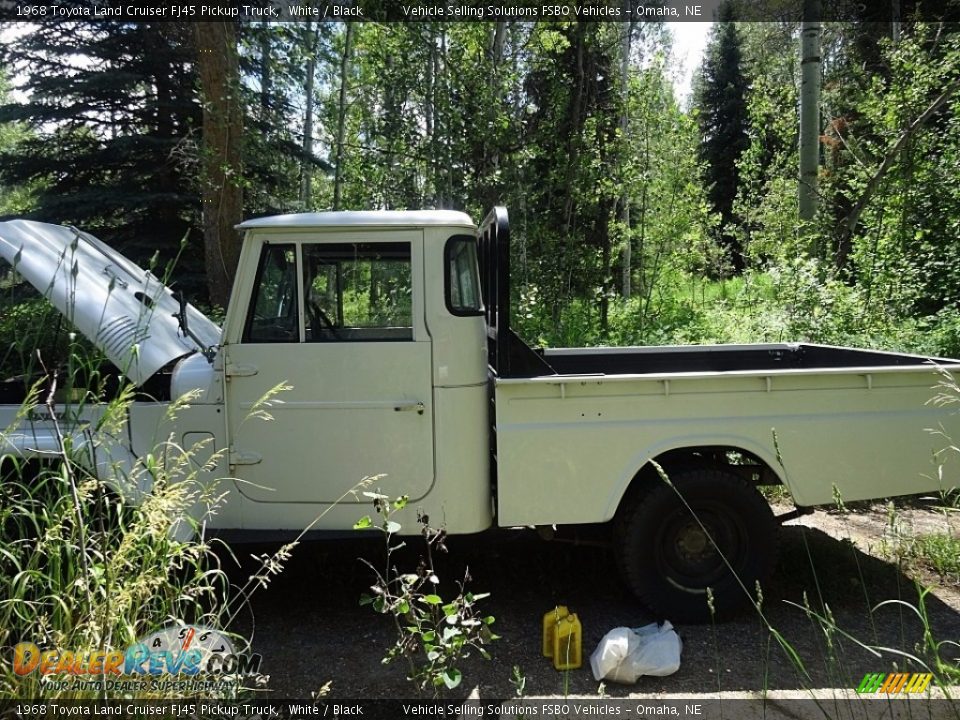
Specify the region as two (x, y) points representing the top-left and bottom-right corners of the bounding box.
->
(589, 622), (682, 683)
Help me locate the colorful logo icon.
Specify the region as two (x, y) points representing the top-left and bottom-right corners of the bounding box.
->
(856, 672), (933, 694)
(13, 623), (260, 678)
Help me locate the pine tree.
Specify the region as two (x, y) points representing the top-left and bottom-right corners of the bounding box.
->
(0, 22), (205, 291)
(0, 69), (35, 216)
(695, 4), (750, 272)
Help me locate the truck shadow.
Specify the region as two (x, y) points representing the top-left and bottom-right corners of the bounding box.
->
(231, 522), (960, 697)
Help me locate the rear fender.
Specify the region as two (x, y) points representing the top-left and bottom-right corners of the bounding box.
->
(605, 434), (788, 521)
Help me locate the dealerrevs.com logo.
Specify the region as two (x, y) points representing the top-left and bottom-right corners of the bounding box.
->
(855, 672), (934, 694)
(13, 624), (262, 693)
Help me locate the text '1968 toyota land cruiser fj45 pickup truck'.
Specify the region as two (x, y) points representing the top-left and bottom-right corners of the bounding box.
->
(1, 207), (957, 621)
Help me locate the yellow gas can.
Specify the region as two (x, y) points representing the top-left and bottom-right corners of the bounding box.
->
(542, 605), (569, 658)
(552, 613), (582, 670)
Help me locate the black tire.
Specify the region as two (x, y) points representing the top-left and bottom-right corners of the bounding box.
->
(616, 468), (778, 623)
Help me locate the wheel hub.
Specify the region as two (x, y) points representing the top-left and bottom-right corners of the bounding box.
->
(674, 520), (715, 562)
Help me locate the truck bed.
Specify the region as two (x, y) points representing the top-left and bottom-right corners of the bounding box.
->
(539, 342), (946, 376)
(493, 347), (960, 527)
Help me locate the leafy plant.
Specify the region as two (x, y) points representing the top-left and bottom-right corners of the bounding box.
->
(354, 492), (498, 695)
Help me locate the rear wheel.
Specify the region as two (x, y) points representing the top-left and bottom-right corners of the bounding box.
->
(616, 468), (778, 623)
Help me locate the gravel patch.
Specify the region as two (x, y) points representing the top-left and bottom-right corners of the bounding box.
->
(230, 500), (960, 699)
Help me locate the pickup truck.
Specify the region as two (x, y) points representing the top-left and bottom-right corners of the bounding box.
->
(1, 207), (957, 621)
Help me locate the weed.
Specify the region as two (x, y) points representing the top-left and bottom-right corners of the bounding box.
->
(355, 492), (498, 696)
(885, 531), (960, 584)
(831, 484), (848, 514)
(758, 484), (791, 503)
(510, 665), (526, 698)
(706, 588), (722, 695)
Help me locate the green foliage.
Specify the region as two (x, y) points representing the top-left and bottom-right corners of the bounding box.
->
(2, 19), (960, 355)
(0, 69), (38, 216)
(239, 22), (334, 214)
(733, 22), (802, 266)
(516, 259), (892, 350)
(0, 292), (69, 381)
(0, 271), (112, 396)
(355, 493), (497, 696)
(895, 534), (960, 583)
(839, 28), (960, 315)
(0, 379), (336, 700)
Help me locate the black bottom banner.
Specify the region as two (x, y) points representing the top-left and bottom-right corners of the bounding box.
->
(2, 698), (959, 720)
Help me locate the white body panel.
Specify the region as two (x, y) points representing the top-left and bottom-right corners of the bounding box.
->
(224, 339), (437, 504)
(494, 363), (960, 526)
(0, 399), (238, 531)
(0, 220), (220, 386)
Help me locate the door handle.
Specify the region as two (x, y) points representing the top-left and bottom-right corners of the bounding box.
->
(394, 401), (425, 415)
(230, 450), (262, 466)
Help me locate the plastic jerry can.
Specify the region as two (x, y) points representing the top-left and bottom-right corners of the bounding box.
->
(552, 613), (582, 670)
(542, 606), (569, 658)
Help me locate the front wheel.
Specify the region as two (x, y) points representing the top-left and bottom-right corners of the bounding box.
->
(616, 468), (778, 623)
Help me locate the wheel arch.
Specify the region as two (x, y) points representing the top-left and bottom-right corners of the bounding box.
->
(606, 436), (786, 522)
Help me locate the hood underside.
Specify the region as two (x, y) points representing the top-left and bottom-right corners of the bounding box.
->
(0, 220), (221, 387)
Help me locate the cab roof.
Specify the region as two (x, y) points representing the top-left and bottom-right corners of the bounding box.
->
(237, 210), (476, 230)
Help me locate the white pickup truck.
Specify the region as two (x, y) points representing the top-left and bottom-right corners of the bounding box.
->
(1, 207), (957, 621)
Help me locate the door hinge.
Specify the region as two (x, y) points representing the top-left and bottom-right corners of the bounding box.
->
(225, 363), (259, 378)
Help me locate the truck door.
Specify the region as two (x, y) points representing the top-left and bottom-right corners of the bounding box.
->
(224, 232), (435, 506)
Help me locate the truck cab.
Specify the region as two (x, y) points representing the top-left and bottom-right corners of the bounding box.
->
(216, 211), (493, 535)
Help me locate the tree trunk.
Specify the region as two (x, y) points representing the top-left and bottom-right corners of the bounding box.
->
(619, 15), (634, 298)
(483, 22), (506, 210)
(259, 18), (271, 121)
(332, 22), (354, 210)
(562, 23), (587, 235)
(425, 29), (436, 206)
(301, 20), (317, 206)
(194, 21), (243, 308)
(798, 0), (821, 229)
(891, 0), (901, 44)
(440, 27), (452, 208)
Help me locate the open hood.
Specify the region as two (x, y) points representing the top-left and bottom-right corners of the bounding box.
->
(0, 220), (221, 387)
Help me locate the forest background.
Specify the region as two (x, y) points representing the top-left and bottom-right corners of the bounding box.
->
(2, 6), (960, 376)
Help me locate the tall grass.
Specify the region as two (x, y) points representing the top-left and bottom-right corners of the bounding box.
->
(0, 384), (236, 699)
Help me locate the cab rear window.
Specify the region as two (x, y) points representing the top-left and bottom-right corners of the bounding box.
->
(445, 235), (483, 316)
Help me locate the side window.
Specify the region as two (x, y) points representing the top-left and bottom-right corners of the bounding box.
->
(302, 242), (413, 342)
(244, 244), (299, 343)
(445, 235), (483, 316)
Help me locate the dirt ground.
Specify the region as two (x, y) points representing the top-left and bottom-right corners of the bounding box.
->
(229, 500), (960, 700)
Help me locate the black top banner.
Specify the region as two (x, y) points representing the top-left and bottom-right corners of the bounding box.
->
(1, 0), (959, 23)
